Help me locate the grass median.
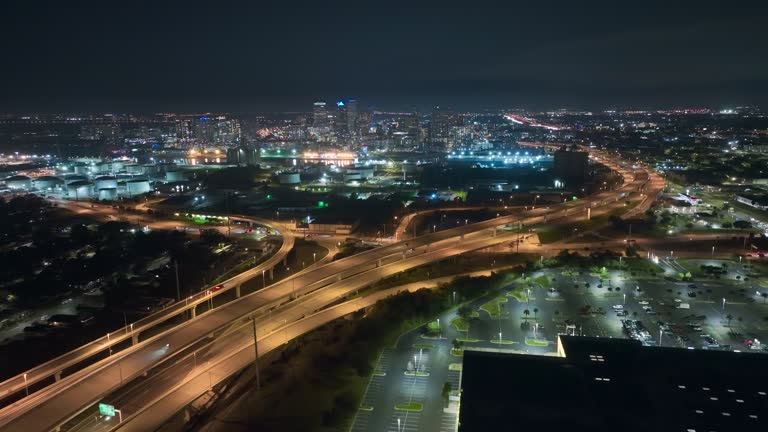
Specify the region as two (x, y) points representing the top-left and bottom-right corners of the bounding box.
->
(395, 402), (423, 412)
(480, 296), (509, 317)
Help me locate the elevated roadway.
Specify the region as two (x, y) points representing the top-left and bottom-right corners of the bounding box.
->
(0, 214), (294, 409)
(0, 149), (662, 431)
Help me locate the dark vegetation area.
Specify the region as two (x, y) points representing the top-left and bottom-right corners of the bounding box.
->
(0, 194), (237, 379)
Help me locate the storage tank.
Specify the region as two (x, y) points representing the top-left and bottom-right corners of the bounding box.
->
(74, 165), (89, 175)
(111, 160), (125, 172)
(63, 174), (87, 184)
(277, 172), (301, 184)
(67, 181), (94, 200)
(126, 179), (151, 196)
(94, 162), (112, 174)
(98, 188), (118, 200)
(94, 175), (118, 190)
(141, 165), (159, 175)
(125, 164), (144, 174)
(165, 171), (187, 182)
(4, 175), (32, 190)
(33, 176), (63, 190)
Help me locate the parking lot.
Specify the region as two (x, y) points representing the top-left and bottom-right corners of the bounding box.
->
(351, 257), (768, 432)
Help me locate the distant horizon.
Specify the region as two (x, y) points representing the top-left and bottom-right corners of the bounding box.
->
(0, 103), (761, 117)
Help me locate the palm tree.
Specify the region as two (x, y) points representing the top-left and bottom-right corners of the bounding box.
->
(726, 314), (734, 327)
(523, 309), (530, 320)
(452, 338), (463, 351)
(533, 308), (539, 320)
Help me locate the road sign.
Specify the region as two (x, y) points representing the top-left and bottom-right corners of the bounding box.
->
(99, 403), (115, 417)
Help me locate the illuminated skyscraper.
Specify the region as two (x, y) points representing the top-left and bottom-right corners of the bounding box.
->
(430, 106), (452, 152)
(313, 101), (329, 129)
(346, 99), (359, 136)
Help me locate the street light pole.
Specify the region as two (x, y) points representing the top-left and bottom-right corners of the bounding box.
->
(251, 317), (260, 391)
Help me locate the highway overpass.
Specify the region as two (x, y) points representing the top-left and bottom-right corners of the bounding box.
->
(0, 149), (662, 431)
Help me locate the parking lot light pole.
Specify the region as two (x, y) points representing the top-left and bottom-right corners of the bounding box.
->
(722, 298), (726, 310)
(623, 293), (626, 305)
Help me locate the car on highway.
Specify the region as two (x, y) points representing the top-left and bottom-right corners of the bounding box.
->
(612, 305), (624, 310)
(616, 310), (628, 317)
(687, 292), (697, 298)
(638, 300), (649, 305)
(211, 284), (224, 292)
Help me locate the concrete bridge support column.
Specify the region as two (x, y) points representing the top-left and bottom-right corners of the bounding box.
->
(55, 371), (62, 382)
(132, 334), (139, 345)
(377, 259), (382, 267)
(191, 307), (197, 319)
(269, 268), (274, 280)
(235, 284), (241, 298)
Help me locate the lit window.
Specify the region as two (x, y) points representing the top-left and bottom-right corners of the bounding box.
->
(678, 385), (687, 389)
(722, 412), (731, 417)
(727, 389), (735, 393)
(702, 387), (710, 391)
(759, 392), (766, 396)
(736, 399), (744, 403)
(710, 397), (719, 401)
(695, 410), (703, 414)
(749, 414), (758, 419)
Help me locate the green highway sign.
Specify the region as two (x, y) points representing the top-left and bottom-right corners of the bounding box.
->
(99, 403), (115, 416)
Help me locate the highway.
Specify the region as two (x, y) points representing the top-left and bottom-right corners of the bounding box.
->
(0, 209), (295, 409)
(0, 148), (662, 431)
(72, 230), (550, 432)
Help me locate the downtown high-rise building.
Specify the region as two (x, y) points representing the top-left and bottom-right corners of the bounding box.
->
(346, 99), (359, 136)
(312, 101), (329, 129)
(430, 105), (452, 152)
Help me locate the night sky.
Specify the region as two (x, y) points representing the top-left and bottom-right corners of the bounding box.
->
(1, 1), (767, 112)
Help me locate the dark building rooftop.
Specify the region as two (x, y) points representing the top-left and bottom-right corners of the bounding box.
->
(459, 337), (767, 432)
